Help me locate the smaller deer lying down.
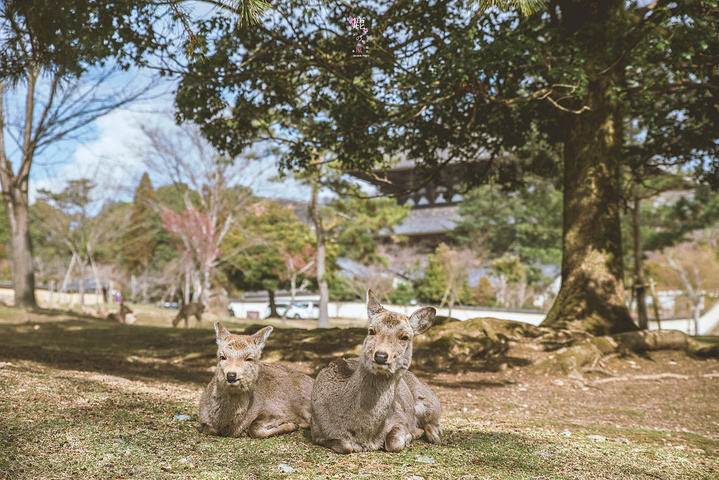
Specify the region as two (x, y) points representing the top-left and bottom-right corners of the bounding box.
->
(199, 322), (313, 438)
(106, 303), (136, 325)
(311, 290), (441, 454)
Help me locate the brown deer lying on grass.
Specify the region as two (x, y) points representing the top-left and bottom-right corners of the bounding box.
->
(310, 290), (441, 453)
(106, 303), (136, 325)
(199, 322), (313, 438)
(172, 302), (204, 328)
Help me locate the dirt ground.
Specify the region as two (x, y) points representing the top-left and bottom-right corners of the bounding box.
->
(428, 350), (719, 446)
(1, 308), (718, 479)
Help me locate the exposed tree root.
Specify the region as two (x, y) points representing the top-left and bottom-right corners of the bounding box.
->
(592, 373), (691, 384)
(411, 317), (719, 376)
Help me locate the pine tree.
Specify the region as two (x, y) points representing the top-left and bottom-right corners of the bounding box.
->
(123, 173), (157, 275)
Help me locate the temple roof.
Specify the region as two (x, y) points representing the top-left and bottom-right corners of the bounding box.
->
(380, 205), (461, 237)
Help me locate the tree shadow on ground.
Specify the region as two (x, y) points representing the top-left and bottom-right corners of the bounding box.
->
(0, 319), (215, 387)
(428, 379), (511, 390)
(0, 315), (538, 388)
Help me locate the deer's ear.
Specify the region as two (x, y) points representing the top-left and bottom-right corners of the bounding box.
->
(409, 307), (436, 335)
(215, 322), (231, 345)
(252, 326), (274, 350)
(366, 289), (385, 318)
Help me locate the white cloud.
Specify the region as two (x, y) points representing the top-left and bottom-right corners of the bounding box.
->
(31, 105), (313, 206)
(31, 107), (151, 204)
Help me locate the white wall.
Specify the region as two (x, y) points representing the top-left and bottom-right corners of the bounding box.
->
(228, 299), (548, 325)
(227, 298), (719, 335)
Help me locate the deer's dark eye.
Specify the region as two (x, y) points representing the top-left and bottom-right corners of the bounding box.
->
(368, 328), (376, 336)
(245, 357), (254, 362)
(219, 355), (227, 361)
(400, 334), (410, 341)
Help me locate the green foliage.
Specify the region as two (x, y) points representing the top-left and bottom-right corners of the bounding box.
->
(490, 254), (526, 284)
(387, 282), (415, 305)
(155, 184), (197, 214)
(477, 0), (546, 16)
(621, 4), (719, 189)
(233, 0), (272, 27)
(34, 180), (98, 257)
(222, 199), (316, 294)
(123, 173), (158, 275)
(327, 273), (360, 302)
(642, 186), (719, 253)
(328, 197), (410, 264)
(175, 0), (717, 186)
(0, 0), (172, 79)
(468, 275), (497, 307)
(90, 201), (132, 265)
(453, 178), (562, 264)
(416, 243), (471, 306)
(416, 253), (447, 304)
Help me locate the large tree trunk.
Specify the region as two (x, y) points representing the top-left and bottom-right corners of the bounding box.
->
(541, 0), (637, 335)
(0, 81), (38, 310)
(268, 289), (279, 317)
(8, 200), (37, 309)
(632, 177), (648, 329)
(310, 180), (330, 328)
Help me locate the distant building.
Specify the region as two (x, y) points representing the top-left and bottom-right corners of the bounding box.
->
(351, 158), (470, 252)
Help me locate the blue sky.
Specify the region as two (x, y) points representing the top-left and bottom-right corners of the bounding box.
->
(8, 73), (313, 207)
(0, 1), (315, 208)
(3, 1), (387, 210)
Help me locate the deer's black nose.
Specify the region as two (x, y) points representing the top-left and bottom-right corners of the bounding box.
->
(374, 352), (389, 364)
(226, 372), (237, 382)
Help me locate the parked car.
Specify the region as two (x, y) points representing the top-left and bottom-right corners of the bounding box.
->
(262, 302), (289, 318)
(284, 302), (319, 319)
(263, 301), (318, 319)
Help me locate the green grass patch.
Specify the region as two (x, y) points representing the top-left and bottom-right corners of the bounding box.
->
(0, 313), (717, 479)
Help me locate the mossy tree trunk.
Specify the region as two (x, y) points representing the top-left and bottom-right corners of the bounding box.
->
(541, 0), (637, 335)
(0, 82), (37, 310)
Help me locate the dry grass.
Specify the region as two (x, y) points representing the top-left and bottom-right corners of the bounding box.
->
(0, 307), (717, 479)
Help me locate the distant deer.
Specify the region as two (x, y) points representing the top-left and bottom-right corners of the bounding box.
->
(106, 303), (136, 325)
(310, 290), (441, 453)
(172, 302), (205, 328)
(199, 322), (313, 438)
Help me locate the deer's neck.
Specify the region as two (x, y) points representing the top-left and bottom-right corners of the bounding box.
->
(214, 379), (253, 412)
(351, 363), (403, 413)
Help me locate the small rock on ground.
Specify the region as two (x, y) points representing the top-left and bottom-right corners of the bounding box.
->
(278, 463), (295, 473)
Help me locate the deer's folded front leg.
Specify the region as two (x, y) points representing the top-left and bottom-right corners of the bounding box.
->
(248, 416), (298, 439)
(385, 424), (412, 452)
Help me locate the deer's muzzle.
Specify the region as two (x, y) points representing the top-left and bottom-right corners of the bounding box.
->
(374, 352), (389, 364)
(226, 372), (238, 385)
